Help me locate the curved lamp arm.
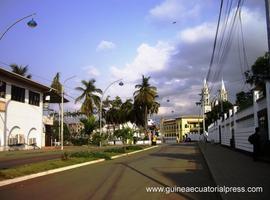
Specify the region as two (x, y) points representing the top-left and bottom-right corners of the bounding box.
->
(0, 13), (37, 41)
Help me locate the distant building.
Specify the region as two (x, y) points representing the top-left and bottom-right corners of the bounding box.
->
(219, 79), (228, 102)
(64, 115), (85, 137)
(161, 118), (177, 138)
(161, 115), (203, 142)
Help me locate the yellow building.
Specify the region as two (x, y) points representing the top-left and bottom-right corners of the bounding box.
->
(161, 119), (178, 138)
(176, 116), (203, 141)
(161, 115), (203, 142)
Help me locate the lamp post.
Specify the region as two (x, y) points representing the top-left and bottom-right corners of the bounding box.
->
(99, 79), (123, 147)
(61, 75), (76, 150)
(0, 13), (37, 41)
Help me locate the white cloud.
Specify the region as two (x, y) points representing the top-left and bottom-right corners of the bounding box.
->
(96, 40), (116, 51)
(82, 65), (100, 77)
(178, 22), (216, 43)
(110, 41), (175, 82)
(149, 0), (200, 22)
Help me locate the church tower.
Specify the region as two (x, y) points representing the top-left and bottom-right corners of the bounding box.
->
(219, 79), (228, 102)
(201, 79), (211, 113)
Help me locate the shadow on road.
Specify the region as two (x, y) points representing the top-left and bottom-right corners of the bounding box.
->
(116, 143), (221, 200)
(118, 162), (196, 200)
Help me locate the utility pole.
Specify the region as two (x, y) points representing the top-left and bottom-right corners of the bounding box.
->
(265, 0), (270, 140)
(265, 0), (270, 54)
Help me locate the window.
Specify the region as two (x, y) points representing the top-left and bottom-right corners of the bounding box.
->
(29, 91), (40, 106)
(0, 81), (6, 98)
(11, 85), (25, 103)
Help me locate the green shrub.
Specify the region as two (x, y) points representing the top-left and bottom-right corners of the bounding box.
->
(104, 148), (126, 153)
(125, 146), (143, 151)
(61, 152), (70, 160)
(70, 138), (89, 146)
(70, 151), (111, 160)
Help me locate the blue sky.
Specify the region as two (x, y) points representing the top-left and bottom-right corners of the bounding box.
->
(0, 0), (267, 117)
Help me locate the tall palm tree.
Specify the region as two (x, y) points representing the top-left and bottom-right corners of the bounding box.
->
(10, 64), (32, 78)
(75, 79), (102, 117)
(133, 75), (158, 130)
(120, 98), (133, 123)
(50, 72), (62, 94)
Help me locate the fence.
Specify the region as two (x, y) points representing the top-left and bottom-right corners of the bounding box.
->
(208, 83), (270, 153)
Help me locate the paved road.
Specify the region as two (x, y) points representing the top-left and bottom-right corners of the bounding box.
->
(0, 143), (221, 200)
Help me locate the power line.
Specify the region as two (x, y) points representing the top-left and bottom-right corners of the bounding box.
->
(206, 0), (224, 82)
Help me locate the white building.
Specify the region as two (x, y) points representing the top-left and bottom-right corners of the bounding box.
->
(201, 79), (211, 113)
(0, 68), (62, 151)
(219, 79), (228, 102)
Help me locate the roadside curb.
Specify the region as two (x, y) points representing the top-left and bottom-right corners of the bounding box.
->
(0, 145), (158, 187)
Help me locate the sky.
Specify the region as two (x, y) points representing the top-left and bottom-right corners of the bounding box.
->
(0, 0), (268, 119)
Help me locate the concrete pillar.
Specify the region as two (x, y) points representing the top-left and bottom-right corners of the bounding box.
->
(253, 90), (259, 128)
(266, 81), (270, 140)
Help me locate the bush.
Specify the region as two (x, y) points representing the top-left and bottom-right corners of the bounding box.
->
(61, 152), (70, 160)
(90, 132), (106, 146)
(125, 145), (143, 151)
(70, 151), (111, 160)
(104, 146), (143, 153)
(70, 138), (89, 146)
(104, 148), (126, 153)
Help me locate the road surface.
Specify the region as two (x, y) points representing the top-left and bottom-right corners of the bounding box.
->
(0, 143), (221, 200)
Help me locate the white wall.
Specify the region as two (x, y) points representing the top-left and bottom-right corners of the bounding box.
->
(0, 82), (44, 150)
(0, 112), (4, 148)
(207, 91), (267, 153)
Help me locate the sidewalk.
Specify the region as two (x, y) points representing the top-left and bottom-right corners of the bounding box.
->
(198, 142), (270, 200)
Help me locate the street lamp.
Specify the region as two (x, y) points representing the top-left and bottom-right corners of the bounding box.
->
(196, 101), (205, 135)
(0, 13), (37, 41)
(99, 79), (124, 147)
(61, 75), (76, 150)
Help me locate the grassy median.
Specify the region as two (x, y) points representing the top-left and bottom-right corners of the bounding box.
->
(0, 145), (146, 181)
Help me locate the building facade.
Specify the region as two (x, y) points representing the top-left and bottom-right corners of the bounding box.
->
(0, 68), (56, 150)
(161, 116), (203, 142)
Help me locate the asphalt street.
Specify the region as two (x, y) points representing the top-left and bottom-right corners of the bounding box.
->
(0, 143), (221, 200)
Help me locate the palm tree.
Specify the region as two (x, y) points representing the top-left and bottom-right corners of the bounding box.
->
(51, 72), (62, 94)
(149, 101), (160, 116)
(75, 79), (102, 117)
(10, 64), (32, 78)
(120, 98), (133, 123)
(133, 75), (158, 130)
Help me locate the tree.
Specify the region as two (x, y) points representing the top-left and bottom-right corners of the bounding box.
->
(114, 127), (134, 145)
(245, 52), (270, 88)
(51, 120), (71, 142)
(51, 72), (62, 94)
(10, 64), (32, 78)
(104, 96), (123, 132)
(235, 91), (253, 110)
(120, 98), (133, 123)
(80, 116), (98, 136)
(133, 75), (158, 130)
(149, 100), (160, 116)
(205, 101), (233, 128)
(75, 79), (102, 117)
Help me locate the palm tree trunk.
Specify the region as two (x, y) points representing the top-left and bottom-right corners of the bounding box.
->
(144, 106), (148, 131)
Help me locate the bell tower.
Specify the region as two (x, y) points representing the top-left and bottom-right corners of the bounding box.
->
(219, 79), (228, 102)
(201, 79), (211, 113)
